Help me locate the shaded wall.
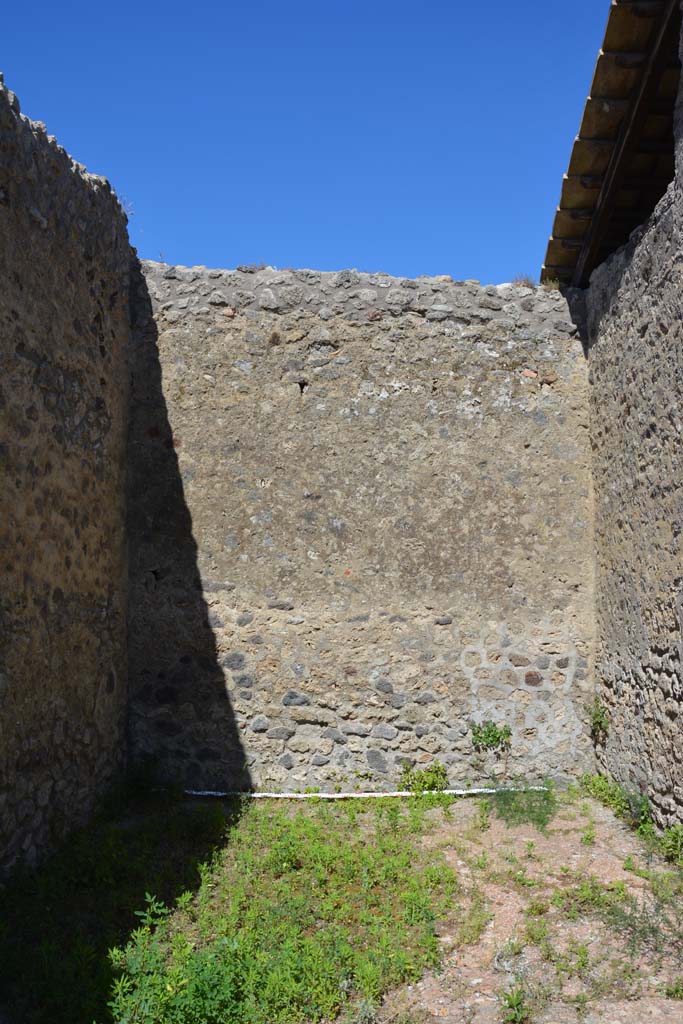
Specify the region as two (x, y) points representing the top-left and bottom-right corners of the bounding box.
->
(586, 152), (683, 826)
(127, 265), (249, 791)
(0, 82), (131, 871)
(129, 263), (594, 792)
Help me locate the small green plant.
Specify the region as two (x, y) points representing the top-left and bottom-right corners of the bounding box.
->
(500, 979), (531, 1022)
(541, 277), (561, 291)
(477, 797), (491, 831)
(662, 825), (683, 866)
(471, 720), (512, 754)
(457, 893), (492, 946)
(587, 697), (609, 743)
(581, 774), (652, 833)
(399, 760), (449, 793)
(525, 916), (548, 946)
(552, 876), (626, 920)
(581, 820), (596, 846)
(525, 899), (549, 917)
(665, 977), (683, 999)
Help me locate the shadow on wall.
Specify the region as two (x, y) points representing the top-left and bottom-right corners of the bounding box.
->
(127, 261), (251, 792)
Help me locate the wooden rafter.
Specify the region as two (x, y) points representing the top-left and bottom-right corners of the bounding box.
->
(541, 0), (681, 286)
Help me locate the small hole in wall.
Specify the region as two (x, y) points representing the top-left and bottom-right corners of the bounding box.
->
(297, 380), (309, 395)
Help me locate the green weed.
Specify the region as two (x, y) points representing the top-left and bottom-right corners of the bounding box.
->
(500, 980), (531, 1022)
(662, 825), (683, 866)
(491, 783), (557, 832)
(398, 760), (449, 794)
(587, 697), (609, 743)
(471, 721), (512, 754)
(552, 876), (626, 920)
(108, 798), (459, 1024)
(457, 893), (492, 946)
(665, 977), (683, 999)
(477, 797), (491, 831)
(582, 774), (683, 866)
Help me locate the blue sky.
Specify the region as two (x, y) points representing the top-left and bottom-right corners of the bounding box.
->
(4, 1), (608, 282)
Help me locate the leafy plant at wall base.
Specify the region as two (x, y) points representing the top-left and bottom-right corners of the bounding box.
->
(662, 825), (683, 865)
(587, 697), (609, 743)
(470, 721), (512, 754)
(581, 773), (683, 865)
(399, 760), (449, 793)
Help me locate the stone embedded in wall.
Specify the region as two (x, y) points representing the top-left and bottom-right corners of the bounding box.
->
(128, 262), (595, 792)
(0, 82), (131, 874)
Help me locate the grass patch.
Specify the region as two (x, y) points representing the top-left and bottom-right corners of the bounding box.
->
(108, 798), (459, 1024)
(581, 773), (683, 865)
(491, 784), (557, 832)
(456, 892), (492, 946)
(607, 870), (683, 959)
(0, 794), (458, 1024)
(552, 875), (626, 920)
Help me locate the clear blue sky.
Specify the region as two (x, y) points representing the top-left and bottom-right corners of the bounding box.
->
(4, 1), (608, 282)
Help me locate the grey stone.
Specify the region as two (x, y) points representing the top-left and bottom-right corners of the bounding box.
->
(341, 723), (371, 737)
(282, 690), (310, 706)
(366, 749), (389, 774)
(259, 288), (279, 310)
(414, 692), (437, 705)
(322, 727), (347, 745)
(267, 726), (295, 740)
(372, 724), (398, 740)
(222, 652), (246, 671)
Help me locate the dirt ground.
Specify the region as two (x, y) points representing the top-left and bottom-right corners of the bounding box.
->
(379, 791), (683, 1024)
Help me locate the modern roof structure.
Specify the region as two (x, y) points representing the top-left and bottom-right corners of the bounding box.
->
(541, 0), (681, 286)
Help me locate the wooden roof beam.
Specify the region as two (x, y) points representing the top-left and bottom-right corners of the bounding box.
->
(572, 0), (680, 286)
(565, 173), (673, 188)
(591, 95), (675, 113)
(613, 0), (666, 12)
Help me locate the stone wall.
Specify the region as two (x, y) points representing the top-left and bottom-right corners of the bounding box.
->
(0, 80), (131, 872)
(586, 178), (683, 826)
(129, 263), (594, 793)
